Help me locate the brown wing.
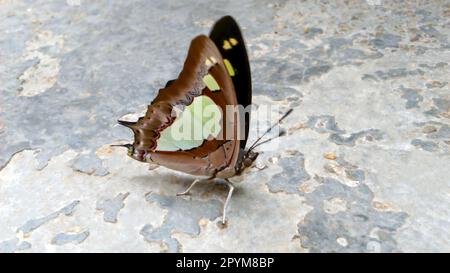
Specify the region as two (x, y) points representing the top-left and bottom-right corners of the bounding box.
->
(128, 35), (241, 178)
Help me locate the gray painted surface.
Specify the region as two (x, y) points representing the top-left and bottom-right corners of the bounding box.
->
(0, 0), (449, 252)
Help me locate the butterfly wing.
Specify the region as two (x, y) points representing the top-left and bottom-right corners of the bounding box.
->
(125, 35), (242, 178)
(209, 16), (252, 149)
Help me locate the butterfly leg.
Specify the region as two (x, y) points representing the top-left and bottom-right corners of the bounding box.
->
(176, 177), (214, 196)
(221, 179), (235, 225)
(176, 179), (200, 196)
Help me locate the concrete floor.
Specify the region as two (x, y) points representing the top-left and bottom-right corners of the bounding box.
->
(0, 0), (449, 252)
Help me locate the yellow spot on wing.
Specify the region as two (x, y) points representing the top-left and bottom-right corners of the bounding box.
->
(223, 59), (235, 76)
(229, 38), (238, 46)
(202, 74), (220, 91)
(223, 40), (232, 50)
(205, 57), (218, 69)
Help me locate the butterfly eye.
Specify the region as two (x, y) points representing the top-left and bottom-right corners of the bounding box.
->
(243, 158), (253, 167)
(127, 146), (134, 156)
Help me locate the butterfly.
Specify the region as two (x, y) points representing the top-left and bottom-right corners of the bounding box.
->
(115, 16), (292, 226)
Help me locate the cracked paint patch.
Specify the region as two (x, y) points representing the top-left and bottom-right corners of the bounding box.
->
(419, 62), (448, 70)
(266, 154), (311, 194)
(431, 98), (450, 113)
(298, 176), (408, 253)
(141, 192), (222, 252)
(425, 81), (447, 89)
(253, 83), (302, 101)
(18, 29), (63, 97)
(306, 115), (344, 134)
(411, 121), (450, 152)
(329, 129), (383, 146)
(336, 157), (366, 182)
(303, 27), (323, 39)
(71, 152), (109, 176)
(415, 121), (450, 136)
(323, 156), (365, 187)
(172, 171), (312, 252)
(369, 33), (402, 49)
(0, 148), (165, 252)
(398, 86), (423, 109)
(411, 139), (439, 152)
(363, 68), (425, 81)
(266, 150), (407, 252)
(306, 115), (383, 146)
(303, 65), (332, 82)
(0, 238), (31, 253)
(96, 193), (130, 223)
(16, 200), (80, 236)
(51, 230), (89, 245)
(422, 123), (450, 140)
(425, 98), (450, 119)
(323, 197), (348, 214)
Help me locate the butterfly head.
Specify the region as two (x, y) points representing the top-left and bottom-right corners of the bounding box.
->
(124, 144), (134, 157)
(116, 119), (151, 162)
(235, 149), (259, 175)
(112, 143), (153, 163)
(243, 150), (259, 167)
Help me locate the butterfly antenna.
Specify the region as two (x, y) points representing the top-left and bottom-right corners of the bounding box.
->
(250, 129), (287, 150)
(246, 108), (293, 154)
(110, 144), (133, 148)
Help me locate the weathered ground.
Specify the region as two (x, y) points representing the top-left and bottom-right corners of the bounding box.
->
(1, 0), (449, 252)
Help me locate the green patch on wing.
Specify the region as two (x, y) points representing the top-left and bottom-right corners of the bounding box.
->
(202, 74), (220, 91)
(156, 95), (222, 151)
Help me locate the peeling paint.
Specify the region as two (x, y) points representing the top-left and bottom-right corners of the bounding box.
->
(411, 139), (439, 152)
(96, 193), (129, 223)
(307, 115), (383, 146)
(51, 231), (89, 245)
(298, 176), (408, 253)
(16, 200), (80, 236)
(329, 129), (383, 146)
(142, 192), (222, 253)
(266, 154), (311, 194)
(18, 29), (63, 96)
(399, 86), (424, 109)
(0, 238), (31, 253)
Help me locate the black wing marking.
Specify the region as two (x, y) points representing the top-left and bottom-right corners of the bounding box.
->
(209, 15), (252, 149)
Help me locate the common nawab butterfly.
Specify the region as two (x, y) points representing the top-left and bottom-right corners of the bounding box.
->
(115, 16), (292, 225)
